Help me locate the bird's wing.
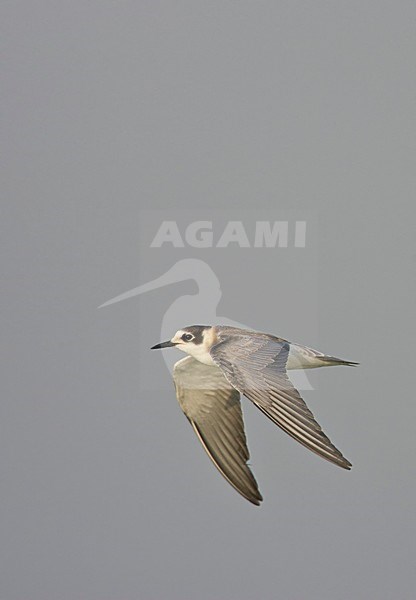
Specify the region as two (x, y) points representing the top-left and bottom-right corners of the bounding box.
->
(210, 330), (351, 469)
(173, 356), (263, 505)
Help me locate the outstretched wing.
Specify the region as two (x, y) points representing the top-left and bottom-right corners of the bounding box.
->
(173, 356), (262, 505)
(210, 329), (352, 469)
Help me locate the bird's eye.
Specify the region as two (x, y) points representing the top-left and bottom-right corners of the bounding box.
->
(182, 333), (194, 342)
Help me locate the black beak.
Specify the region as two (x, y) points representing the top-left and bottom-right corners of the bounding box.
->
(151, 340), (177, 350)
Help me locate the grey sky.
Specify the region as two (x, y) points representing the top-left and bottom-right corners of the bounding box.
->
(2, 2), (415, 599)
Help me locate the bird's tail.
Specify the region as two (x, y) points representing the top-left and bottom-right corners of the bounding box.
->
(318, 355), (359, 367)
(287, 343), (359, 370)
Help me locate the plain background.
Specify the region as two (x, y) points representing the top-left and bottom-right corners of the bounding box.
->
(2, 2), (416, 599)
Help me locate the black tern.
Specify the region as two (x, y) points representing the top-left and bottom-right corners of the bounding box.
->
(151, 325), (358, 505)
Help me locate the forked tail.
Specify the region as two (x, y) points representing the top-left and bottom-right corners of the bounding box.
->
(319, 355), (359, 367)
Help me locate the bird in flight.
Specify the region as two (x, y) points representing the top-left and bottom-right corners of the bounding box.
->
(151, 325), (358, 505)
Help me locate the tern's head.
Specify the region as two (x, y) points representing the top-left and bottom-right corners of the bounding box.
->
(151, 325), (216, 365)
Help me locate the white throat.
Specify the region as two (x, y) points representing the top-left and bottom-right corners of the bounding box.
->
(180, 341), (215, 366)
